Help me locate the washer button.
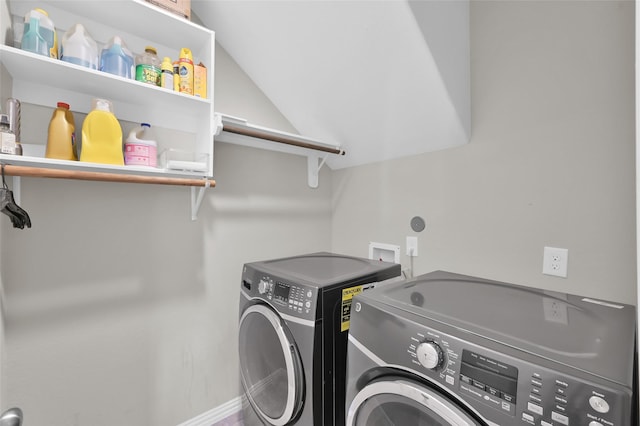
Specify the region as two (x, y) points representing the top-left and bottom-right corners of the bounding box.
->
(527, 402), (543, 416)
(307, 290), (312, 298)
(589, 396), (610, 414)
(589, 422), (603, 426)
(305, 301), (311, 308)
(551, 411), (569, 425)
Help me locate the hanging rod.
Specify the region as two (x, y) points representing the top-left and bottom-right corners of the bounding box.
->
(216, 114), (346, 156)
(1, 164), (216, 187)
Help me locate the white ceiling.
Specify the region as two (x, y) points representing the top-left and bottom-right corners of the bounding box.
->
(193, 0), (470, 169)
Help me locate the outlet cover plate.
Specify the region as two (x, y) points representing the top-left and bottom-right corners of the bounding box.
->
(542, 246), (568, 278)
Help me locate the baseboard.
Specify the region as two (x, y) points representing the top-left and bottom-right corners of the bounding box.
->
(176, 396), (243, 426)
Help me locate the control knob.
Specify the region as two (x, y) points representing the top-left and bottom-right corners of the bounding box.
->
(416, 341), (444, 370)
(258, 279), (270, 294)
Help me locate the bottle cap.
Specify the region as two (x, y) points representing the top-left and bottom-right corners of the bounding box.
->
(0, 114), (9, 126)
(145, 46), (157, 55)
(57, 102), (70, 109)
(92, 98), (113, 112)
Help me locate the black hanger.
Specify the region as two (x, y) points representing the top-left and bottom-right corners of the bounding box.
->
(0, 164), (31, 229)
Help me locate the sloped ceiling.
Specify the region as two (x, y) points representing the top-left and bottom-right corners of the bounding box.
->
(193, 0), (470, 169)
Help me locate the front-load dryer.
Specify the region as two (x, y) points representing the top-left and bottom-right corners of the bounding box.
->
(239, 252), (401, 426)
(346, 270), (637, 426)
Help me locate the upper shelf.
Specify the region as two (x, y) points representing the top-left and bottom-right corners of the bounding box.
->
(1, 45), (211, 134)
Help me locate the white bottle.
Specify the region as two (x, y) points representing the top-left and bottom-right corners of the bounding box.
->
(124, 123), (157, 167)
(60, 23), (99, 69)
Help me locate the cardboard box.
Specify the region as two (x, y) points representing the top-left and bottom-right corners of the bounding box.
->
(146, 0), (191, 20)
(194, 62), (207, 99)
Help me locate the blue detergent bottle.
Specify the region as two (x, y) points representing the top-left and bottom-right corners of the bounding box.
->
(21, 9), (57, 58)
(100, 36), (134, 79)
(21, 17), (49, 57)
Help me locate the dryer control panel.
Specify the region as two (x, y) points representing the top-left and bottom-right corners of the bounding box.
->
(242, 272), (316, 320)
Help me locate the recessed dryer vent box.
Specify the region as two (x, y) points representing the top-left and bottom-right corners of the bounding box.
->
(369, 242), (400, 264)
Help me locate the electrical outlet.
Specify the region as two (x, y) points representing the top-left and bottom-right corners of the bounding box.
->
(542, 247), (568, 278)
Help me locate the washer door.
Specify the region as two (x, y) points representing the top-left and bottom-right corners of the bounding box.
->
(347, 378), (485, 426)
(239, 304), (305, 425)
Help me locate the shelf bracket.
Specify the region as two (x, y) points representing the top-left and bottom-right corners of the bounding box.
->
(307, 154), (329, 189)
(191, 179), (212, 221)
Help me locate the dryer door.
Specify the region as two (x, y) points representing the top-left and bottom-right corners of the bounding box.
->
(239, 304), (305, 426)
(347, 378), (486, 426)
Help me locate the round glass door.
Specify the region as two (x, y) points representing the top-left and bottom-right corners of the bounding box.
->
(347, 378), (485, 426)
(239, 304), (304, 426)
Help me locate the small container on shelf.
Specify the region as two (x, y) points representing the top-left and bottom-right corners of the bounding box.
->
(160, 56), (174, 90)
(135, 46), (161, 86)
(160, 149), (208, 173)
(124, 123), (157, 167)
(0, 114), (22, 156)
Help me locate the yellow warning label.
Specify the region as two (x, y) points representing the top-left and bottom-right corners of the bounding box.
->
(341, 285), (363, 332)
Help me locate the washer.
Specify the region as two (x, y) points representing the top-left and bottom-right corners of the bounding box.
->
(239, 252), (401, 425)
(346, 270), (637, 426)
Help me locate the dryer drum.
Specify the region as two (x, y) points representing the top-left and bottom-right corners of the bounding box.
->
(239, 303), (305, 425)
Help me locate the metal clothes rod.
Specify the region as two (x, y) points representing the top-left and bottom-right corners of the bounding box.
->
(222, 123), (346, 156)
(1, 164), (216, 187)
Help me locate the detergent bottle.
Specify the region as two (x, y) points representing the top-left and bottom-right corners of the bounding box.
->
(100, 36), (134, 79)
(46, 102), (77, 160)
(80, 98), (124, 165)
(124, 123), (157, 167)
(21, 8), (57, 58)
(60, 23), (99, 69)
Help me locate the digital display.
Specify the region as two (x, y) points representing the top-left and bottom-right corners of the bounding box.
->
(460, 350), (518, 403)
(274, 282), (291, 301)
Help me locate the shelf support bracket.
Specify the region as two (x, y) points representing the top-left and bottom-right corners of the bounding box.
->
(307, 154), (329, 189)
(191, 180), (211, 221)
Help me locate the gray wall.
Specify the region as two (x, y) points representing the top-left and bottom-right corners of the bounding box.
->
(0, 0), (636, 425)
(332, 0), (636, 304)
(0, 43), (332, 424)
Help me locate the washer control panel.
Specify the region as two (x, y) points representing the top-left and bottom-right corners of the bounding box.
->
(403, 325), (632, 425)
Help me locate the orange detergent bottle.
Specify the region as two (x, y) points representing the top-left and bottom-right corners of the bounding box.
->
(46, 102), (77, 160)
(80, 98), (124, 165)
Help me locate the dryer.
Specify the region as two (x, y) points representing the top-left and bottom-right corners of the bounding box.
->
(346, 270), (637, 426)
(239, 252), (401, 425)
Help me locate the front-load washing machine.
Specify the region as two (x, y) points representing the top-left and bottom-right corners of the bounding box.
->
(239, 252), (401, 425)
(346, 270), (637, 426)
